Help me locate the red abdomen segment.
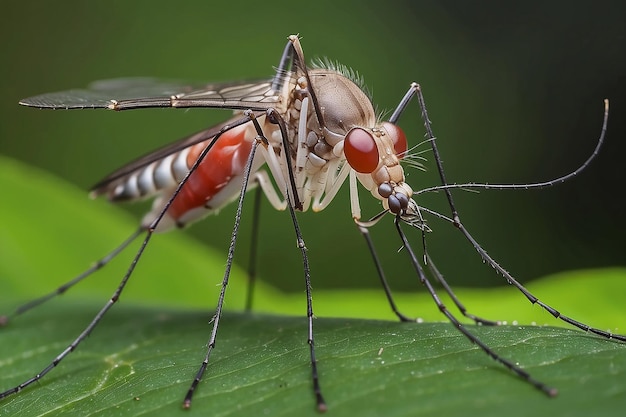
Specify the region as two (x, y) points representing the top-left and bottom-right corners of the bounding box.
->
(130, 122), (258, 231)
(166, 123), (253, 223)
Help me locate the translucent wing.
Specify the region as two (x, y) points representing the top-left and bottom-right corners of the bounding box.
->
(20, 77), (287, 197)
(19, 77), (282, 111)
(89, 116), (256, 198)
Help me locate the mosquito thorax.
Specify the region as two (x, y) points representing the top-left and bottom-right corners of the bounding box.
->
(288, 69), (376, 155)
(308, 69), (377, 139)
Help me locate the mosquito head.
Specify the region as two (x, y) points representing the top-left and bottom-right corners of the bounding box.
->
(343, 121), (417, 218)
(299, 68), (416, 220)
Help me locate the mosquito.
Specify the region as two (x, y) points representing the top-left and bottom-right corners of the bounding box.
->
(0, 34), (621, 411)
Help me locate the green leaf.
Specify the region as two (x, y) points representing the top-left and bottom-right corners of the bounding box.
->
(1, 307), (625, 417)
(1, 156), (625, 416)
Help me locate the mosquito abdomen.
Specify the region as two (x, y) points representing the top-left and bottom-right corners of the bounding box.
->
(114, 122), (259, 231)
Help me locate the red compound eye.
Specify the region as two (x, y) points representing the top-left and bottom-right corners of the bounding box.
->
(382, 122), (408, 159)
(344, 128), (379, 173)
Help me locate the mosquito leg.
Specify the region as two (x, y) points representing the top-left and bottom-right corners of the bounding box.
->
(413, 86), (624, 341)
(404, 205), (499, 326)
(0, 227), (156, 400)
(425, 253), (500, 326)
(288, 35), (326, 131)
(394, 218), (558, 396)
(401, 199), (499, 326)
(286, 184), (327, 412)
(270, 37), (296, 92)
(0, 228), (143, 326)
(454, 219), (626, 342)
(388, 83), (459, 219)
(183, 113), (262, 409)
(407, 83), (499, 326)
(244, 186), (262, 312)
(265, 107), (326, 411)
(356, 223), (413, 322)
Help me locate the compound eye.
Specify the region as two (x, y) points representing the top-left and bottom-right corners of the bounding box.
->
(344, 128), (379, 173)
(382, 122), (408, 159)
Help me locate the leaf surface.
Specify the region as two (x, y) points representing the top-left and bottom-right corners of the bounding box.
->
(1, 156), (625, 417)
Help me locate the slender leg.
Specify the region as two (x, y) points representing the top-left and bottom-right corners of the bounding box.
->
(183, 136), (260, 408)
(244, 187), (262, 312)
(266, 107), (327, 411)
(425, 253), (500, 326)
(394, 218), (558, 396)
(356, 223), (413, 322)
(285, 189), (327, 412)
(0, 228), (158, 401)
(393, 84), (619, 337)
(455, 219), (626, 341)
(413, 88), (624, 341)
(0, 228), (142, 325)
(385, 83), (623, 396)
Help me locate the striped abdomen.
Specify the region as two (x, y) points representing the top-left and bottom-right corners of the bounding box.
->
(102, 122), (260, 231)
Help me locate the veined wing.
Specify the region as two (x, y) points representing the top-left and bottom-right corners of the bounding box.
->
(19, 77), (283, 111)
(89, 114), (261, 199)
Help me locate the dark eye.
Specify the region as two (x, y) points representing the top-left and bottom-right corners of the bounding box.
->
(378, 183), (393, 198)
(382, 122), (408, 159)
(387, 192), (409, 214)
(344, 128), (379, 173)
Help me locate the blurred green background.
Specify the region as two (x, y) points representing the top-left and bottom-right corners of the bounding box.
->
(1, 0), (625, 296)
